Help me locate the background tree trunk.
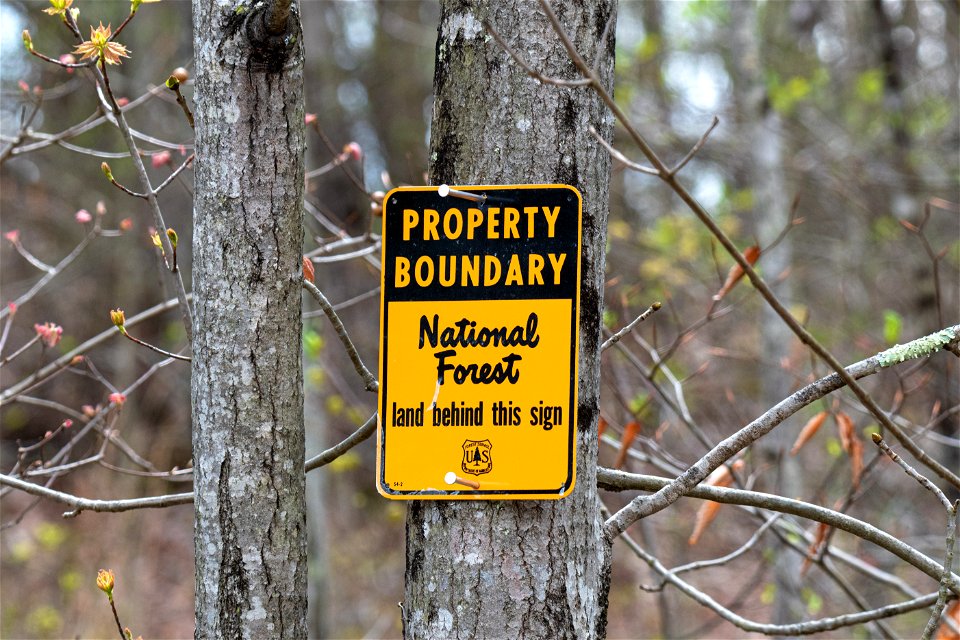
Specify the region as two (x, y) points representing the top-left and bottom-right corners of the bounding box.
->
(191, 2), (307, 637)
(404, 1), (616, 637)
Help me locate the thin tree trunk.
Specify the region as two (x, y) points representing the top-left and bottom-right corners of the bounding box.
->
(191, 2), (307, 637)
(404, 1), (616, 637)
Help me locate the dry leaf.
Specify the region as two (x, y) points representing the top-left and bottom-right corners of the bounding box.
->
(790, 411), (829, 456)
(836, 412), (856, 455)
(849, 437), (864, 489)
(597, 417), (607, 442)
(935, 600), (960, 640)
(689, 501), (721, 546)
(688, 460), (744, 545)
(613, 421), (641, 470)
(836, 412), (863, 488)
(302, 256), (315, 283)
(713, 245), (761, 302)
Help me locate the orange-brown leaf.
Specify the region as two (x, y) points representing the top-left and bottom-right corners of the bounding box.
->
(836, 412), (856, 455)
(613, 421), (641, 470)
(704, 459), (745, 488)
(713, 245), (761, 302)
(849, 437), (864, 489)
(688, 460), (744, 545)
(597, 417), (608, 441)
(790, 411), (829, 456)
(935, 600), (960, 640)
(688, 500), (721, 545)
(302, 256), (315, 283)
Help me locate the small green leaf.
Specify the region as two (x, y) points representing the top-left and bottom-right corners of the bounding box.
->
(760, 583), (777, 605)
(802, 588), (823, 615)
(882, 309), (903, 345)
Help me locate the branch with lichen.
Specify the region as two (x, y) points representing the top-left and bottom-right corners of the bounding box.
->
(603, 325), (960, 541)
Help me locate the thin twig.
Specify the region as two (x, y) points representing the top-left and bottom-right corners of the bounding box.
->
(669, 116), (720, 176)
(598, 468), (960, 592)
(872, 433), (951, 510)
(0, 474), (192, 518)
(603, 327), (959, 540)
(620, 531), (942, 636)
(2, 297), (186, 403)
(484, 21), (593, 88)
(588, 126), (658, 175)
(305, 414), (377, 472)
(601, 302), (661, 351)
(302, 279), (378, 392)
(924, 503), (960, 639)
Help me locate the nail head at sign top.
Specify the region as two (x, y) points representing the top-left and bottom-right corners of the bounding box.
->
(437, 184), (486, 203)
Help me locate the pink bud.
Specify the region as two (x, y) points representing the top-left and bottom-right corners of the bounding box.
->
(343, 142), (362, 162)
(7, 302), (17, 314)
(116, 97), (129, 107)
(82, 405), (97, 417)
(62, 420), (73, 429)
(96, 201), (106, 216)
(75, 209), (92, 224)
(4, 230), (19, 243)
(151, 150), (171, 168)
(304, 113), (317, 125)
(17, 80), (29, 93)
(109, 393), (126, 406)
(44, 430), (53, 439)
(179, 145), (187, 156)
(34, 322), (63, 348)
(119, 218), (133, 232)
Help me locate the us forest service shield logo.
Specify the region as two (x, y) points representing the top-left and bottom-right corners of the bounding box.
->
(462, 440), (493, 476)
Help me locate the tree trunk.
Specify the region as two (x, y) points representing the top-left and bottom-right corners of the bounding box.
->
(191, 2), (307, 637)
(404, 1), (615, 637)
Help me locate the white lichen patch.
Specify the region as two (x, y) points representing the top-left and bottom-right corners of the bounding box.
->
(877, 326), (957, 367)
(246, 595), (267, 621)
(516, 118), (532, 132)
(433, 608), (454, 632)
(442, 12), (483, 41)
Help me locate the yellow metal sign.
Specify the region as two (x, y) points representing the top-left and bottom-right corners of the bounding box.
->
(376, 184), (581, 500)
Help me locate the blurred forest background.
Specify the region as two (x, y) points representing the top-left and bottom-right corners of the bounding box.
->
(1, 0), (958, 638)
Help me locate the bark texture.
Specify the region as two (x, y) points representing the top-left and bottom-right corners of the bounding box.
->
(191, 1), (306, 637)
(404, 1), (616, 637)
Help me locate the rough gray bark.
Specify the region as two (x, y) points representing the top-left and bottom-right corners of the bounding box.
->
(191, 1), (307, 638)
(404, 1), (615, 637)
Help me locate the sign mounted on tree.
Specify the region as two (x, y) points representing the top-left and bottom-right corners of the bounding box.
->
(377, 184), (582, 500)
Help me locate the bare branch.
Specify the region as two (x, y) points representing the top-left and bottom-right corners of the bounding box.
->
(302, 279), (378, 392)
(669, 116), (720, 176)
(0, 473), (192, 518)
(2, 296), (187, 403)
(483, 21), (594, 88)
(305, 413), (377, 472)
(601, 302), (661, 351)
(603, 326), (960, 541)
(872, 433), (951, 510)
(620, 530), (943, 636)
(599, 468), (960, 592)
(588, 125), (659, 175)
